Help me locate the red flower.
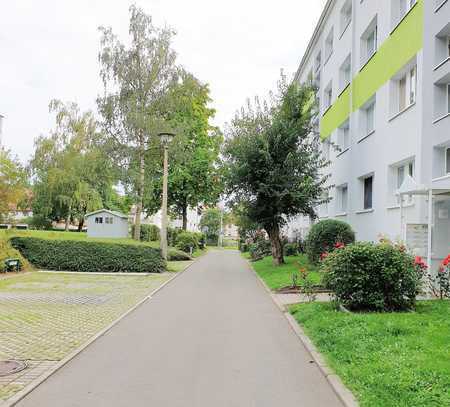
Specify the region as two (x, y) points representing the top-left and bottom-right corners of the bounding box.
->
(334, 242), (345, 249)
(320, 252), (329, 261)
(414, 256), (428, 270)
(442, 255), (450, 267)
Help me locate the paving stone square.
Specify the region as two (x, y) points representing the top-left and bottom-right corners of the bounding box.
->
(0, 271), (172, 404)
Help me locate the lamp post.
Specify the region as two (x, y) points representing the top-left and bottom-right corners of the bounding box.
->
(158, 132), (175, 261)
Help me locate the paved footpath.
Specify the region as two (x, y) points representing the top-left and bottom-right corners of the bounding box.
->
(17, 250), (343, 407)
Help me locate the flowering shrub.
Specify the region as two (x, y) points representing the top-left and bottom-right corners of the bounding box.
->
(428, 255), (450, 299)
(305, 219), (355, 264)
(292, 267), (317, 302)
(322, 241), (423, 312)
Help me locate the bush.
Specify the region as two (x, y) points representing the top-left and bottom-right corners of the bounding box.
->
(239, 241), (249, 253)
(322, 242), (422, 312)
(306, 219), (355, 264)
(168, 248), (192, 261)
(131, 224), (160, 242)
(11, 237), (165, 273)
(194, 232), (206, 250)
(249, 239), (271, 261)
(175, 231), (199, 253)
(168, 227), (182, 247)
(283, 243), (298, 256)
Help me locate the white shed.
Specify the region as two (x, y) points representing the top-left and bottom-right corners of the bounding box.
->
(85, 209), (129, 239)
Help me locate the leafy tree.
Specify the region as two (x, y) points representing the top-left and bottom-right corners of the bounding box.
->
(199, 208), (221, 243)
(224, 78), (329, 265)
(31, 100), (114, 230)
(0, 150), (28, 222)
(145, 71), (223, 229)
(232, 203), (261, 242)
(97, 5), (178, 239)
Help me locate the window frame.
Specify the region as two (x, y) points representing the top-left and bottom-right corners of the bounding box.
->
(363, 175), (374, 210)
(337, 184), (349, 213)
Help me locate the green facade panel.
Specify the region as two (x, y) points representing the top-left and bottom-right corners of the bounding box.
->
(320, 0), (423, 140)
(320, 86), (351, 139)
(352, 1), (424, 111)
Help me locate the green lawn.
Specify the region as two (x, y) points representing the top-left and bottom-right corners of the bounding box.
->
(167, 260), (193, 272)
(290, 301), (450, 407)
(249, 254), (321, 291)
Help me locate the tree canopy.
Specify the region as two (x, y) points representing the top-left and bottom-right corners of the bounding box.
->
(0, 150), (28, 223)
(30, 100), (115, 230)
(224, 77), (329, 265)
(97, 4), (178, 239)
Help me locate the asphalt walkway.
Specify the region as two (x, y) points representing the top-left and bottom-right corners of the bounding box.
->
(17, 250), (343, 407)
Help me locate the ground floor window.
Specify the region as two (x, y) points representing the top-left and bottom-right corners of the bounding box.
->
(363, 176), (373, 210)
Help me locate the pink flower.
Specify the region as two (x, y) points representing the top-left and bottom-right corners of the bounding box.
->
(334, 242), (345, 249)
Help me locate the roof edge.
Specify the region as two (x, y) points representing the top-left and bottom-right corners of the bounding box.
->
(294, 0), (335, 83)
(85, 209), (129, 219)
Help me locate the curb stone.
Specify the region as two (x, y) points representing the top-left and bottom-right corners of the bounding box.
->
(2, 259), (199, 407)
(244, 257), (359, 407)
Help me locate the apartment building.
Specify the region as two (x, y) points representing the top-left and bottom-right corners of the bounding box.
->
(286, 0), (450, 268)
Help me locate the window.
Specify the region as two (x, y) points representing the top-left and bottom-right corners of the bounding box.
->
(315, 51), (322, 73)
(325, 29), (334, 63)
(446, 148), (450, 174)
(324, 81), (333, 111)
(95, 217), (103, 224)
(361, 18), (378, 66)
(433, 83), (450, 119)
(448, 84), (450, 113)
(339, 54), (351, 92)
(105, 217), (114, 224)
(337, 184), (348, 213)
(361, 99), (376, 137)
(338, 120), (350, 151)
(395, 65), (416, 113)
(399, 0), (417, 19)
(395, 161), (414, 204)
(320, 191), (329, 217)
(434, 30), (450, 66)
(363, 176), (373, 210)
(340, 0), (352, 35)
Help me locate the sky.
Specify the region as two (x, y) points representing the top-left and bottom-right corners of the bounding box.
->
(0, 0), (326, 162)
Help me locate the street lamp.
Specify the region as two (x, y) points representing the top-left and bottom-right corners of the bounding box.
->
(158, 132), (175, 261)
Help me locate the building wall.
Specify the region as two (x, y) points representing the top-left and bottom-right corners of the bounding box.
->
(86, 211), (129, 239)
(291, 0), (450, 247)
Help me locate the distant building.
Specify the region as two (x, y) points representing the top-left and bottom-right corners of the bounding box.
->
(85, 209), (129, 239)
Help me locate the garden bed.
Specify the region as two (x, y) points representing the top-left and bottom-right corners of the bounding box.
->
(290, 301), (450, 407)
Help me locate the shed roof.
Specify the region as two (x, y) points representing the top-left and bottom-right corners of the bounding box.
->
(85, 209), (129, 219)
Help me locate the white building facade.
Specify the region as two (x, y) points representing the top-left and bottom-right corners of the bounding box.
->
(288, 0), (450, 268)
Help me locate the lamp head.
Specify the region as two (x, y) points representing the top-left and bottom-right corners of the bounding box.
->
(158, 132), (175, 146)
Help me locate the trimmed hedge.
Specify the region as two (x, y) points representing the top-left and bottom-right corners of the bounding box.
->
(306, 219), (355, 264)
(168, 248), (192, 261)
(10, 237), (165, 273)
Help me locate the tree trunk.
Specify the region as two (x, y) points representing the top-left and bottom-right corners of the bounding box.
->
(182, 204), (187, 231)
(134, 141), (145, 241)
(266, 223), (284, 266)
(78, 217), (85, 232)
(65, 203), (72, 232)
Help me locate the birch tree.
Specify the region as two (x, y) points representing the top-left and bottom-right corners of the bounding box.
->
(97, 5), (178, 239)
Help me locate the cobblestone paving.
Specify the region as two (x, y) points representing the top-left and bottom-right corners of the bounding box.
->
(0, 272), (172, 403)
